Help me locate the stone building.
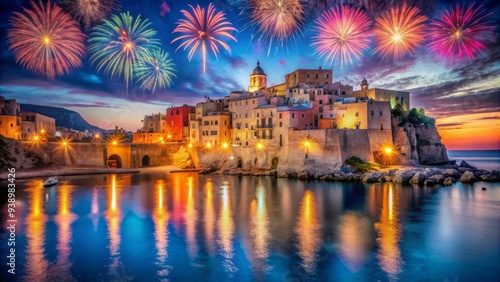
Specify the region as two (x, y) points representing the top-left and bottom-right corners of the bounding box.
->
(140, 113), (166, 133)
(353, 78), (410, 110)
(229, 92), (266, 146)
(1, 97), (20, 116)
(0, 115), (22, 140)
(20, 111), (56, 140)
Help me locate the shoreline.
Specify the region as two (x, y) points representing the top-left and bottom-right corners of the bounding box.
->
(0, 166), (194, 180)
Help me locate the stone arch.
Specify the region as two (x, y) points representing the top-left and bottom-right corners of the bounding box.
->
(142, 155), (151, 167)
(108, 154), (122, 168)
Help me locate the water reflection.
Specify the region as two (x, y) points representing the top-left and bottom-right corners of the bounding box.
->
(106, 174), (122, 278)
(249, 186), (270, 277)
(153, 179), (170, 280)
(374, 184), (402, 279)
(89, 188), (100, 230)
(337, 212), (372, 272)
(25, 180), (49, 281)
(295, 190), (322, 274)
(204, 179), (216, 256)
(185, 176), (198, 258)
(217, 181), (237, 275)
(53, 182), (76, 281)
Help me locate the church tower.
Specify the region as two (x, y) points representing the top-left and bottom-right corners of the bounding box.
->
(360, 77), (369, 91)
(248, 60), (267, 92)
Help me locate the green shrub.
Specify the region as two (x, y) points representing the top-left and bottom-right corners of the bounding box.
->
(345, 156), (373, 173)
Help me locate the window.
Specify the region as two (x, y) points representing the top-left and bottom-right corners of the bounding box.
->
(171, 111), (173, 115)
(308, 114), (310, 118)
(292, 113), (295, 118)
(224, 120), (227, 125)
(253, 100), (255, 104)
(319, 100), (323, 104)
(380, 124), (384, 130)
(320, 114), (323, 119)
(355, 112), (359, 117)
(307, 74), (310, 78)
(245, 123), (248, 129)
(380, 111), (383, 116)
(315, 74), (318, 78)
(211, 130), (217, 135)
(270, 111), (273, 116)
(342, 113), (345, 117)
(257, 113), (259, 118)
(330, 114), (333, 118)
(245, 113), (248, 118)
(301, 113), (304, 118)
(279, 122), (282, 127)
(215, 120), (218, 125)
(27, 128), (30, 132)
(279, 113), (282, 118)
(210, 121), (213, 125)
(326, 74), (329, 79)
(176, 110), (179, 115)
(371, 111), (374, 116)
(245, 101), (248, 105)
(342, 91), (346, 95)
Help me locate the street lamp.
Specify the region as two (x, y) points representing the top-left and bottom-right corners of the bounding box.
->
(112, 140), (118, 146)
(221, 142), (229, 150)
(256, 142), (264, 151)
(304, 139), (311, 158)
(205, 143), (212, 149)
(384, 146), (393, 155)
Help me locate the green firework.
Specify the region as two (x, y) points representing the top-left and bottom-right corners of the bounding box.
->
(89, 12), (160, 92)
(135, 49), (176, 93)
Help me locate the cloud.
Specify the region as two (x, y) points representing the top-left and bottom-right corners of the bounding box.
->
(222, 53), (249, 69)
(475, 116), (500, 120)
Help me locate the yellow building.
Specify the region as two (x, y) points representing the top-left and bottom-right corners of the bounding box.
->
(248, 60), (267, 92)
(325, 98), (391, 130)
(198, 111), (231, 146)
(141, 113), (166, 133)
(132, 132), (167, 144)
(229, 93), (266, 146)
(353, 78), (410, 111)
(0, 115), (22, 140)
(20, 111), (56, 140)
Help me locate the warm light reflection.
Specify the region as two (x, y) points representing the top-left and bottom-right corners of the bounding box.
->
(337, 212), (372, 272)
(106, 174), (122, 275)
(25, 180), (49, 281)
(249, 186), (270, 274)
(89, 188), (100, 230)
(204, 179), (216, 255)
(55, 183), (75, 281)
(185, 176), (198, 258)
(217, 182), (236, 274)
(374, 184), (402, 278)
(295, 190), (321, 274)
(153, 179), (170, 279)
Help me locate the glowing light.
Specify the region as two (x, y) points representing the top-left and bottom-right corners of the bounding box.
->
(384, 147), (393, 154)
(167, 134), (172, 139)
(94, 134), (100, 139)
(172, 3), (237, 73)
(373, 3), (427, 59)
(33, 135), (39, 141)
(427, 3), (494, 62)
(256, 142), (264, 150)
(205, 143), (212, 149)
(221, 142), (229, 149)
(89, 12), (160, 93)
(188, 143), (193, 148)
(112, 141), (117, 146)
(7, 1), (85, 79)
(62, 141), (68, 146)
(311, 5), (371, 67)
(40, 129), (45, 134)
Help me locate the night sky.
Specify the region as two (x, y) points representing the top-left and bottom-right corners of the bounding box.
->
(0, 0), (499, 149)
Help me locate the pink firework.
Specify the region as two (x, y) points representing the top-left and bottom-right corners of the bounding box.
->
(7, 1), (85, 79)
(373, 3), (427, 59)
(311, 5), (372, 67)
(427, 3), (494, 62)
(172, 3), (237, 73)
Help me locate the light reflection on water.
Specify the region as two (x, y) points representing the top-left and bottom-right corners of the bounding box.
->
(6, 173), (500, 281)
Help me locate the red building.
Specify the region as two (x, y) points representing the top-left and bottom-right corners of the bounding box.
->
(166, 104), (195, 141)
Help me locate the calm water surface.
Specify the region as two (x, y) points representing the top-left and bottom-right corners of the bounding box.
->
(1, 172), (499, 282)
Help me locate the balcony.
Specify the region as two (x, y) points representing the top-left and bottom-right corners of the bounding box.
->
(255, 124), (274, 129)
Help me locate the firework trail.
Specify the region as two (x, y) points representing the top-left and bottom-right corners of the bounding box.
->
(427, 3), (494, 63)
(7, 1), (86, 79)
(248, 0), (305, 53)
(172, 3), (237, 73)
(59, 0), (120, 32)
(135, 49), (176, 93)
(89, 12), (160, 93)
(311, 5), (372, 67)
(373, 3), (427, 59)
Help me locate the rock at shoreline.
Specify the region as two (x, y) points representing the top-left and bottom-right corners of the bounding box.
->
(442, 169), (460, 177)
(362, 172), (383, 183)
(460, 171), (476, 183)
(460, 160), (477, 170)
(409, 172), (426, 184)
(424, 174), (445, 186)
(297, 171), (310, 180)
(443, 177), (455, 186)
(479, 173), (500, 182)
(394, 170), (414, 183)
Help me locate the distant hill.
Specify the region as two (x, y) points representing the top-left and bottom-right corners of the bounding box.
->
(20, 104), (104, 132)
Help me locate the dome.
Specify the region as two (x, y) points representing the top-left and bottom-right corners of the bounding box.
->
(362, 77), (368, 84)
(252, 60), (266, 76)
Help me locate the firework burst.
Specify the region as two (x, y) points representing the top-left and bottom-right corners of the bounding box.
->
(248, 0), (305, 51)
(172, 3), (237, 73)
(427, 3), (494, 63)
(373, 3), (427, 59)
(7, 1), (85, 79)
(311, 5), (371, 67)
(89, 12), (160, 92)
(135, 49), (176, 93)
(59, 0), (120, 32)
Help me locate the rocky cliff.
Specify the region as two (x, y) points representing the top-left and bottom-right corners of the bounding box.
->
(392, 117), (449, 165)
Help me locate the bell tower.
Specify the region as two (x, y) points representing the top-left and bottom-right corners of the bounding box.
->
(360, 77), (369, 91)
(248, 60), (267, 92)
